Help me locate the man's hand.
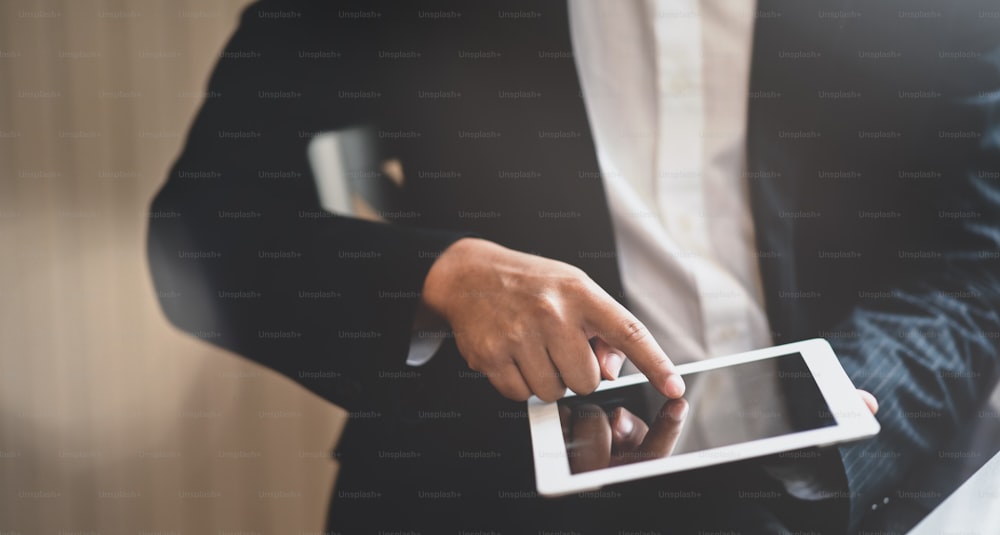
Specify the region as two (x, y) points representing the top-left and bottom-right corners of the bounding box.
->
(858, 389), (878, 415)
(422, 238), (685, 402)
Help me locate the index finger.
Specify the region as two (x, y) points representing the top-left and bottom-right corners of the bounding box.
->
(581, 292), (685, 398)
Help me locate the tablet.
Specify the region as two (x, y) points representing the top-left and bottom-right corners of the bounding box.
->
(527, 338), (880, 496)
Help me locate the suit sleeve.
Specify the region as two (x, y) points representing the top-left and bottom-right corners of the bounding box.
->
(830, 14), (1000, 530)
(146, 2), (465, 409)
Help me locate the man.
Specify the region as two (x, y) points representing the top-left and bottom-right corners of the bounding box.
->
(148, 1), (1000, 532)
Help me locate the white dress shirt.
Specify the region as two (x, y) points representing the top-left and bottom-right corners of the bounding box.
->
(568, 0), (770, 366)
(569, 0), (801, 464)
(569, 2), (841, 500)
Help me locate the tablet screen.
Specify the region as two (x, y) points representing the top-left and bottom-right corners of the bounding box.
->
(557, 352), (835, 474)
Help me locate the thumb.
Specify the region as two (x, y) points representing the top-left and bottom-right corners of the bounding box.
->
(592, 337), (626, 380)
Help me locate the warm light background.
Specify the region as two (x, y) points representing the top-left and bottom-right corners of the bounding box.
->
(0, 1), (346, 533)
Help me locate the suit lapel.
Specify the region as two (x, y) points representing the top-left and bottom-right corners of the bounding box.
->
(745, 0), (858, 340)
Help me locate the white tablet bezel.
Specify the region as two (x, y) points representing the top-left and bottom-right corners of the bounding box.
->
(527, 338), (880, 497)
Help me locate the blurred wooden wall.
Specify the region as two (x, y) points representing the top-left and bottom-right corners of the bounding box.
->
(0, 1), (346, 533)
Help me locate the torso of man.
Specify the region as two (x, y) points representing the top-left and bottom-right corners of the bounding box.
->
(569, 0), (788, 446)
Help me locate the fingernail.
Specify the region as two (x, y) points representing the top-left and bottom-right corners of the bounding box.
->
(665, 374), (686, 398)
(606, 353), (624, 379)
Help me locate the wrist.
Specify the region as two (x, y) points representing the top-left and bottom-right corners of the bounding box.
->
(421, 237), (483, 319)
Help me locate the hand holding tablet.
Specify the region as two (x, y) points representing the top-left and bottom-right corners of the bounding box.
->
(528, 339), (880, 496)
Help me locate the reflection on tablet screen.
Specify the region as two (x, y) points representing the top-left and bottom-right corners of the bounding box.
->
(557, 353), (835, 474)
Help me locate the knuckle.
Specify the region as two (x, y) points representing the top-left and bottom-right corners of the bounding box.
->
(478, 337), (507, 361)
(532, 293), (562, 319)
(561, 263), (588, 281)
(467, 350), (504, 375)
(619, 318), (651, 345)
(557, 271), (593, 299)
(507, 319), (543, 342)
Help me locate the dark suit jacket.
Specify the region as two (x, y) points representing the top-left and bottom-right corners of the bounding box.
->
(147, 1), (1000, 532)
